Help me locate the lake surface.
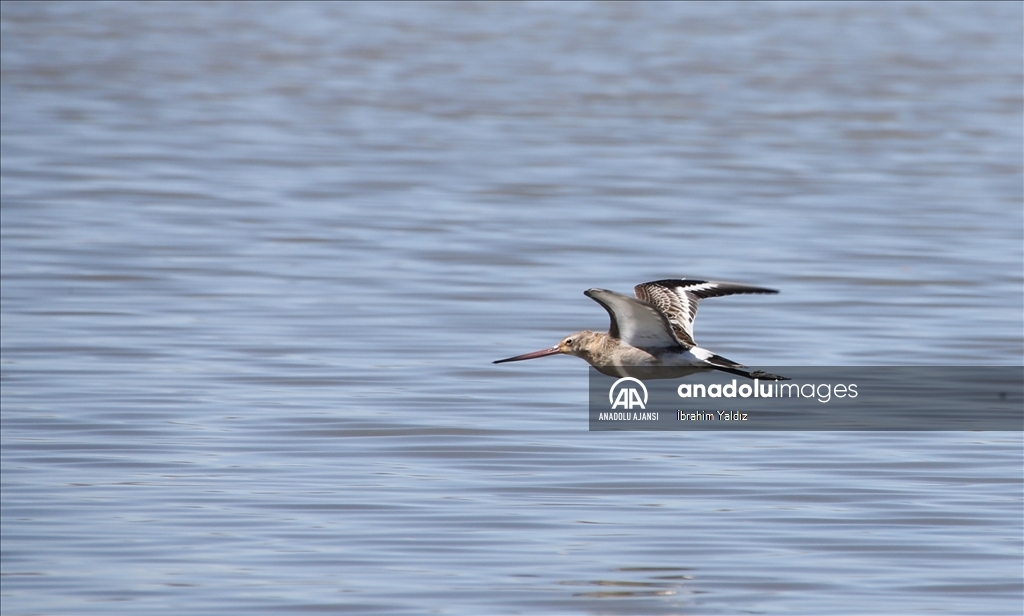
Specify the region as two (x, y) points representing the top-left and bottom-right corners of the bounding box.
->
(2, 2), (1021, 614)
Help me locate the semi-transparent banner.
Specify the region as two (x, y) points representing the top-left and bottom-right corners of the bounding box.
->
(588, 367), (1023, 431)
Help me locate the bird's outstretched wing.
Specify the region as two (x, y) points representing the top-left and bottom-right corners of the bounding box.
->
(584, 288), (678, 349)
(633, 279), (778, 347)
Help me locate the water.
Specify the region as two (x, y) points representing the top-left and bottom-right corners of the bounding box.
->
(2, 2), (1021, 614)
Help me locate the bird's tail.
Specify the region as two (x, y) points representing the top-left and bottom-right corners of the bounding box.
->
(704, 353), (789, 381)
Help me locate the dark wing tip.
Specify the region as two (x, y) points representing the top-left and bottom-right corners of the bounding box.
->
(643, 279), (779, 295)
(642, 278), (708, 288)
(583, 288), (624, 339)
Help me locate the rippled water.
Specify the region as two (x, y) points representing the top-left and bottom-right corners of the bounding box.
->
(2, 2), (1022, 614)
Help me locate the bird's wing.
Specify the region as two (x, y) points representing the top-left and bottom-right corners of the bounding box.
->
(584, 288), (679, 349)
(633, 279), (778, 346)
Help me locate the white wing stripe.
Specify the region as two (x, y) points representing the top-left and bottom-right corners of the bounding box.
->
(634, 279), (778, 346)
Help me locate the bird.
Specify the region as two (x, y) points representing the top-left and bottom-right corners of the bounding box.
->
(494, 279), (788, 381)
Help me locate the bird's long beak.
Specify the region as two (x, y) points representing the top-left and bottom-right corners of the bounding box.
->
(493, 346), (561, 364)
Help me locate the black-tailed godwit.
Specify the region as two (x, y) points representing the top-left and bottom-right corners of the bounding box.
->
(494, 279), (788, 380)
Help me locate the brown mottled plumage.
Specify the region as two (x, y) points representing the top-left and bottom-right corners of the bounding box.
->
(494, 279), (787, 381)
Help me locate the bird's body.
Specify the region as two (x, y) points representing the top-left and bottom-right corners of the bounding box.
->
(494, 279), (787, 381)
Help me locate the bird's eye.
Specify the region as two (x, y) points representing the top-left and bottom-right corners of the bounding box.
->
(565, 338), (574, 345)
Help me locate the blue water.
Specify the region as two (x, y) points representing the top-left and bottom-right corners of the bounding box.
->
(2, 2), (1021, 614)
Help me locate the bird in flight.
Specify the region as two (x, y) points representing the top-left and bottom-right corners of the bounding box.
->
(494, 279), (787, 380)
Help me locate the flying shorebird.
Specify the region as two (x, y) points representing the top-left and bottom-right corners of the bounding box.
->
(494, 279), (788, 380)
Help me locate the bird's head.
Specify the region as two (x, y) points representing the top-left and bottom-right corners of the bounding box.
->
(494, 330), (602, 364)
